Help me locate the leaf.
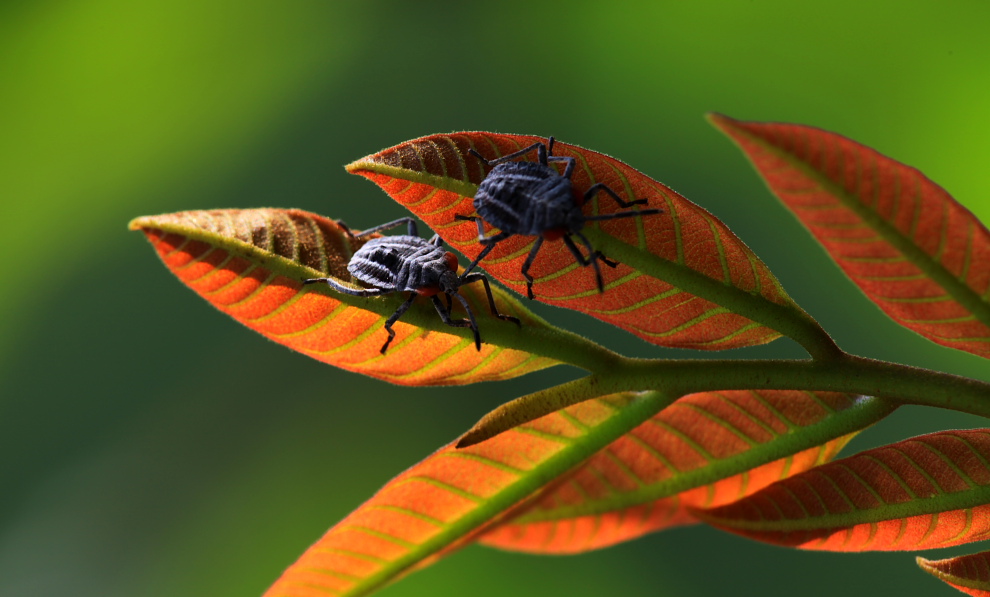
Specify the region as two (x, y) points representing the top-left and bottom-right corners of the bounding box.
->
(130, 208), (560, 386)
(261, 391), (671, 597)
(694, 429), (990, 551)
(477, 390), (889, 554)
(710, 114), (990, 359)
(259, 391), (890, 597)
(347, 133), (830, 354)
(918, 551), (990, 597)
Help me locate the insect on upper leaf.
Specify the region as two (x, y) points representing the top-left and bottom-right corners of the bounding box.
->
(457, 136), (664, 299)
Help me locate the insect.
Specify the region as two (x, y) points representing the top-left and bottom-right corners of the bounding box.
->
(303, 217), (520, 354)
(456, 136), (663, 299)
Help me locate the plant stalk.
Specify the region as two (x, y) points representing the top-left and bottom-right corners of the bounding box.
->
(460, 351), (990, 446)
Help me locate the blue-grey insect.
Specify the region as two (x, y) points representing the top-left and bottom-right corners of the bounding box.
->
(456, 137), (663, 299)
(303, 217), (519, 354)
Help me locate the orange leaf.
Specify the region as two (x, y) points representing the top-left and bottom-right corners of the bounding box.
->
(130, 209), (556, 386)
(478, 390), (878, 554)
(918, 551), (990, 596)
(695, 429), (990, 551)
(711, 114), (990, 359)
(347, 133), (815, 352)
(262, 392), (670, 597)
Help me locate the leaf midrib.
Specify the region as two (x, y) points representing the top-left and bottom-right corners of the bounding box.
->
(744, 129), (990, 332)
(508, 395), (892, 523)
(344, 392), (673, 597)
(347, 161), (838, 359)
(131, 217), (616, 372)
(700, 483), (990, 533)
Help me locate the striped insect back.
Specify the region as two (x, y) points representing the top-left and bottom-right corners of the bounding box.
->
(457, 136), (664, 299)
(304, 217), (520, 354)
(475, 161), (573, 236)
(348, 237), (407, 289)
(350, 235), (450, 293)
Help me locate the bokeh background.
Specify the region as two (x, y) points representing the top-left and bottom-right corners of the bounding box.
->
(2, 2), (989, 596)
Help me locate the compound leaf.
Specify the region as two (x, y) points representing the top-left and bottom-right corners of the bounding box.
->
(130, 208), (560, 386)
(918, 551), (990, 597)
(711, 114), (990, 359)
(695, 429), (990, 551)
(261, 391), (671, 597)
(478, 390), (890, 554)
(347, 133), (823, 353)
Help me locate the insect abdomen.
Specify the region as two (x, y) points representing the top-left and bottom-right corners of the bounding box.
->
(348, 235), (446, 291)
(475, 164), (573, 235)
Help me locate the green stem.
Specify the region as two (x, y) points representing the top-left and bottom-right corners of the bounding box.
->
(611, 354), (990, 411)
(460, 352), (990, 446)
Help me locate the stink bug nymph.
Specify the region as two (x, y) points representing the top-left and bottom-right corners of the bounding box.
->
(457, 136), (663, 299)
(303, 217), (520, 354)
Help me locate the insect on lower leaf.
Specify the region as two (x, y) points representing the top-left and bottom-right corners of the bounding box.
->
(303, 217), (520, 353)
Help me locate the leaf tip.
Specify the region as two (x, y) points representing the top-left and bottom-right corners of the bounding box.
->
(705, 112), (743, 134)
(344, 157), (371, 174)
(455, 430), (484, 450)
(128, 215), (153, 231)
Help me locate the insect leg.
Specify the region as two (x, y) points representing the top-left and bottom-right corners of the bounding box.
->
(454, 214), (486, 242)
(431, 294), (480, 351)
(598, 253), (619, 268)
(454, 214), (513, 245)
(547, 155), (576, 179)
(584, 207), (664, 222)
(563, 233), (606, 293)
(468, 141), (549, 167)
(302, 277), (390, 297)
(583, 183), (651, 209)
(460, 273), (521, 327)
(380, 292), (418, 354)
(460, 242), (494, 278)
(520, 236), (545, 299)
(352, 217), (419, 239)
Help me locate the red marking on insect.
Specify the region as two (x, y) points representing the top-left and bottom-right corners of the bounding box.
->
(542, 228), (567, 241)
(417, 285), (441, 296)
(444, 252), (459, 271)
(572, 187), (585, 206)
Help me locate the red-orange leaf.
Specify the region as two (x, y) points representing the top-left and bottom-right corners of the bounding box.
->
(347, 133), (822, 352)
(478, 390), (885, 554)
(918, 551), (990, 596)
(695, 429), (990, 551)
(130, 209), (558, 386)
(711, 114), (990, 359)
(262, 392), (671, 597)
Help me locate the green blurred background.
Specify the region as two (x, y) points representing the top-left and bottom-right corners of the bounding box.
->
(2, 2), (989, 596)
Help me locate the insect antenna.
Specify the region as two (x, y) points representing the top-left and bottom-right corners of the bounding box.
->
(350, 217), (419, 239)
